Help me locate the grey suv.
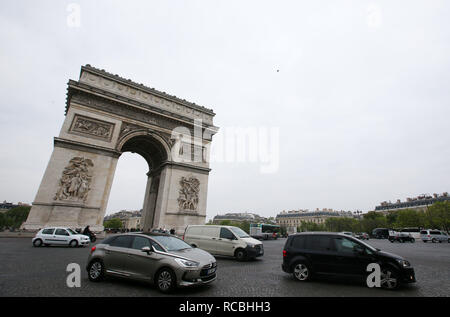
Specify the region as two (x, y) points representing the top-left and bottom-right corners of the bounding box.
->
(86, 233), (217, 293)
(420, 229), (450, 243)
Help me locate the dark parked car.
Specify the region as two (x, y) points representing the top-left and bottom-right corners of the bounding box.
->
(372, 228), (390, 239)
(282, 232), (416, 290)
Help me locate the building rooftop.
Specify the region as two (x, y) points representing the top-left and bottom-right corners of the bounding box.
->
(276, 211), (353, 218)
(375, 193), (449, 211)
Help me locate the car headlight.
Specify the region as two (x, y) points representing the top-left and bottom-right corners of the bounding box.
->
(174, 258), (199, 268)
(397, 259), (411, 268)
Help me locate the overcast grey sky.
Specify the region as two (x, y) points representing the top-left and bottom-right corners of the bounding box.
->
(1, 1), (449, 220)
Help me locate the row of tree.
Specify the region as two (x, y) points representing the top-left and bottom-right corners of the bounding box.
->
(297, 201), (450, 233)
(0, 206), (31, 230)
(104, 218), (123, 229)
(208, 219), (251, 233)
(4, 202), (448, 235)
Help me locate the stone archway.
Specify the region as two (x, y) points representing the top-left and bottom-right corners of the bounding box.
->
(23, 65), (218, 234)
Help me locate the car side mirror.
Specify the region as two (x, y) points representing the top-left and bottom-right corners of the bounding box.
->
(142, 246), (153, 254)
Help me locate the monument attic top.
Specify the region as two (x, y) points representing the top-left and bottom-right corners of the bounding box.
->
(65, 65), (217, 127)
(80, 64), (215, 115)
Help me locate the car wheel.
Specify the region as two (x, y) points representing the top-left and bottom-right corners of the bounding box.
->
(410, 238), (415, 243)
(155, 268), (176, 293)
(69, 240), (78, 248)
(293, 262), (312, 282)
(88, 260), (105, 282)
(432, 238), (437, 243)
(33, 239), (43, 247)
(235, 249), (247, 261)
(380, 268), (400, 290)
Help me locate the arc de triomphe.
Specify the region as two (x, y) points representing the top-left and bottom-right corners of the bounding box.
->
(23, 65), (218, 234)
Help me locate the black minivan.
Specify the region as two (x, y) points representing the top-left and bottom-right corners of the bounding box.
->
(372, 228), (390, 239)
(282, 232), (416, 290)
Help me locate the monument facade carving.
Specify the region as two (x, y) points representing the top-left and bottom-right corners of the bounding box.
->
(177, 176), (200, 211)
(69, 114), (114, 141)
(70, 92), (203, 139)
(54, 157), (94, 203)
(119, 122), (144, 137)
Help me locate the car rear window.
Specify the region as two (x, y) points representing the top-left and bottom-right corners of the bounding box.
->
(109, 235), (133, 248)
(305, 235), (333, 251)
(55, 229), (69, 236)
(420, 231), (428, 234)
(131, 236), (151, 250)
(102, 236), (117, 245)
(130, 236), (165, 252)
(291, 236), (305, 249)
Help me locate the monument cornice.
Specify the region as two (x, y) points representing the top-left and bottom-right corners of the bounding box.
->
(66, 82), (218, 138)
(165, 212), (206, 217)
(32, 201), (101, 210)
(147, 161), (211, 176)
(54, 137), (122, 158)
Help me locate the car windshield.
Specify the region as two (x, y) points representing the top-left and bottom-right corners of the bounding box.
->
(67, 228), (77, 235)
(230, 227), (250, 238)
(150, 235), (192, 251)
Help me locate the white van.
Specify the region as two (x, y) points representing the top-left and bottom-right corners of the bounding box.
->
(399, 228), (421, 240)
(183, 225), (264, 261)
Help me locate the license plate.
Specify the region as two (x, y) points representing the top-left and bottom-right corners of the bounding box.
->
(207, 268), (216, 275)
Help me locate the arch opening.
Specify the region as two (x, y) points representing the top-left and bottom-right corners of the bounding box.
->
(108, 133), (170, 231)
(106, 152), (148, 221)
(118, 133), (169, 172)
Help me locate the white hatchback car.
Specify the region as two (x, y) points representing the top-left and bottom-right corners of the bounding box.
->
(32, 227), (91, 247)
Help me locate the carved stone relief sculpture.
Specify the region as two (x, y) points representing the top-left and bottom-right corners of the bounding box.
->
(177, 176), (200, 211)
(70, 114), (114, 141)
(54, 157), (94, 203)
(119, 122), (143, 137)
